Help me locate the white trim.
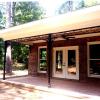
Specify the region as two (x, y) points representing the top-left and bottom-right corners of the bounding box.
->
(38, 46), (47, 73)
(75, 33), (100, 39)
(87, 41), (100, 78)
(87, 42), (90, 77)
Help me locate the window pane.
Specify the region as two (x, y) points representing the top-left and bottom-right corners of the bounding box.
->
(39, 48), (47, 71)
(89, 43), (100, 76)
(39, 60), (47, 71)
(89, 44), (100, 59)
(56, 50), (63, 72)
(68, 50), (76, 75)
(40, 48), (47, 60)
(90, 60), (100, 75)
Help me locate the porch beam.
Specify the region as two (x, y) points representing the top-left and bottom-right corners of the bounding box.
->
(52, 26), (100, 38)
(12, 34), (48, 43)
(11, 26), (100, 44)
(47, 34), (52, 87)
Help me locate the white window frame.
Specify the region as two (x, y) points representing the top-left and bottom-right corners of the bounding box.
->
(38, 46), (47, 73)
(87, 41), (100, 78)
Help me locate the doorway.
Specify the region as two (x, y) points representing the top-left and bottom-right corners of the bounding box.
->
(53, 46), (79, 80)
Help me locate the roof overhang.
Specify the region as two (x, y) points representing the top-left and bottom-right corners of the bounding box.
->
(0, 5), (100, 43)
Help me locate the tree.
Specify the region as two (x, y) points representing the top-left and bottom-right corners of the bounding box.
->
(57, 0), (73, 14)
(4, 2), (13, 73)
(57, 0), (100, 15)
(12, 2), (44, 69)
(75, 0), (85, 10)
(0, 38), (4, 69)
(0, 1), (44, 72)
(12, 43), (29, 69)
(84, 0), (100, 7)
(0, 11), (4, 29)
(0, 3), (5, 70)
(0, 3), (5, 29)
(13, 2), (44, 26)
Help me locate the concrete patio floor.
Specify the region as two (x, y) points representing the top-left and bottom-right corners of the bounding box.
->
(1, 81), (79, 100)
(0, 82), (94, 100)
(0, 70), (28, 78)
(0, 75), (99, 100)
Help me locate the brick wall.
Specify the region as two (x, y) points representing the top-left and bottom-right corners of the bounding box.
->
(28, 36), (100, 81)
(28, 45), (38, 76)
(79, 39), (87, 81)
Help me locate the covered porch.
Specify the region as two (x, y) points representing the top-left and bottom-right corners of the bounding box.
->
(0, 5), (100, 87)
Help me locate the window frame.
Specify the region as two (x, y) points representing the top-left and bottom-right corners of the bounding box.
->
(38, 46), (47, 73)
(87, 41), (100, 78)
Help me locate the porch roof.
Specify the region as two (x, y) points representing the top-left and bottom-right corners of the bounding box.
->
(0, 5), (100, 41)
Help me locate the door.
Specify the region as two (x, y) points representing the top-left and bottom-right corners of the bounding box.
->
(53, 46), (79, 80)
(66, 46), (79, 80)
(53, 47), (65, 78)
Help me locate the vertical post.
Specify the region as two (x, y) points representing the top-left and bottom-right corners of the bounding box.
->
(47, 34), (52, 87)
(3, 41), (7, 80)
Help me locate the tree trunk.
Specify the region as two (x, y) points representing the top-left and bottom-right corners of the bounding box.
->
(5, 41), (12, 74)
(5, 2), (12, 74)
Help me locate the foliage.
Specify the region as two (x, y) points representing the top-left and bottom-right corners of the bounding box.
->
(12, 43), (29, 67)
(13, 1), (44, 25)
(57, 0), (100, 14)
(0, 38), (4, 69)
(0, 11), (3, 29)
(57, 1), (73, 14)
(84, 0), (100, 7)
(75, 0), (85, 10)
(0, 1), (44, 70)
(0, 4), (5, 29)
(11, 1), (44, 69)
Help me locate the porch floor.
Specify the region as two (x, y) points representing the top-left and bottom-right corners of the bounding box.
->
(5, 75), (100, 97)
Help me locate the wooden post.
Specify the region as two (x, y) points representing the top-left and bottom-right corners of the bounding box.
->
(47, 34), (52, 87)
(3, 41), (7, 80)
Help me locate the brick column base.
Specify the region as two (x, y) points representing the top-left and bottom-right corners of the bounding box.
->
(28, 46), (38, 76)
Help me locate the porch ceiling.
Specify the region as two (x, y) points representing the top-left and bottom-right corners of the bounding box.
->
(13, 26), (100, 45)
(0, 5), (100, 44)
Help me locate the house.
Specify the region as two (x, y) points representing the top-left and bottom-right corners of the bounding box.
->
(0, 5), (100, 85)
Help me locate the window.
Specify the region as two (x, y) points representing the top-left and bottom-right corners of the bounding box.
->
(88, 42), (100, 77)
(38, 47), (47, 73)
(56, 50), (63, 72)
(68, 50), (76, 75)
